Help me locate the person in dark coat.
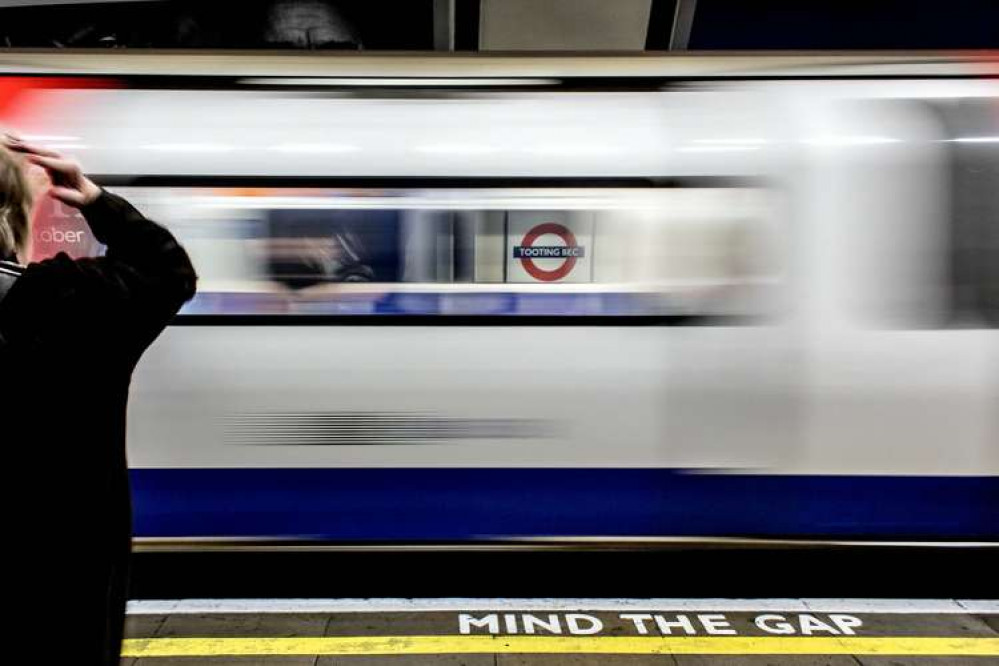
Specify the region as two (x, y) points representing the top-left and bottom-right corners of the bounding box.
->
(0, 135), (196, 664)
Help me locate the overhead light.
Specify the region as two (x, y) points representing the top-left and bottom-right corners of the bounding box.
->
(691, 138), (767, 145)
(142, 143), (235, 152)
(524, 145), (623, 156)
(678, 145), (762, 153)
(677, 138), (767, 153)
(804, 136), (901, 146)
(950, 136), (999, 144)
(270, 143), (359, 153)
(415, 144), (499, 155)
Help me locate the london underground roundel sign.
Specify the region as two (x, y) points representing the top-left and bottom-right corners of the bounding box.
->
(512, 222), (585, 282)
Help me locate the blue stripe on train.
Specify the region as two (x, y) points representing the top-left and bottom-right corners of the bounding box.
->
(130, 469), (999, 540)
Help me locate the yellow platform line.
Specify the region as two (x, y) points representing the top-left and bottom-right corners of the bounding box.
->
(122, 635), (999, 657)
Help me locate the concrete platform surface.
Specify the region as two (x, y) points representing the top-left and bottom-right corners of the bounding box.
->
(120, 599), (999, 665)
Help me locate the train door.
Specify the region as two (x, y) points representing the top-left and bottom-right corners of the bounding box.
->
(790, 80), (999, 493)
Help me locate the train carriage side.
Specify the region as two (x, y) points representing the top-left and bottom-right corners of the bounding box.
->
(2, 57), (996, 545)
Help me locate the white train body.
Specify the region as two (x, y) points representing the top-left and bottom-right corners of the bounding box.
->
(2, 54), (996, 543)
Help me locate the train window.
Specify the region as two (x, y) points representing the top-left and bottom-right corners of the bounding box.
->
(937, 100), (999, 329)
(858, 98), (999, 330)
(97, 187), (781, 319)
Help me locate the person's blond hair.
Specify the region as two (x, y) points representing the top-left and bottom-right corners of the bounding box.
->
(0, 146), (33, 260)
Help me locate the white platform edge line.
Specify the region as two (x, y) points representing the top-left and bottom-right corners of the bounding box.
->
(125, 598), (999, 615)
(957, 600), (999, 614)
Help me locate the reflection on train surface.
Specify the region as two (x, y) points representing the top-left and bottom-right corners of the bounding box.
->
(2, 54), (997, 546)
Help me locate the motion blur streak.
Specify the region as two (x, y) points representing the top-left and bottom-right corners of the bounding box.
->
(1, 54), (996, 545)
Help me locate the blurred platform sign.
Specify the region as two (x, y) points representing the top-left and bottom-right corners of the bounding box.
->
(506, 212), (593, 283)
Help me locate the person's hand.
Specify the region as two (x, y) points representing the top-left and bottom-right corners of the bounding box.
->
(2, 134), (102, 208)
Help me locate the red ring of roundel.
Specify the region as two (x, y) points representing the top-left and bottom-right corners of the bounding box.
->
(518, 222), (579, 282)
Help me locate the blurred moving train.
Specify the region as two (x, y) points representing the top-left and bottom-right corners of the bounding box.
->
(1, 53), (997, 546)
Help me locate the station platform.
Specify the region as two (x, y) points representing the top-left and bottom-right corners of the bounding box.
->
(122, 598), (999, 664)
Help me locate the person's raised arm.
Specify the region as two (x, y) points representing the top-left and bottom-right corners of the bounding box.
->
(1, 136), (197, 346)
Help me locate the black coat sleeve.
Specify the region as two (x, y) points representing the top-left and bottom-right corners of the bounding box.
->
(1, 189), (197, 353)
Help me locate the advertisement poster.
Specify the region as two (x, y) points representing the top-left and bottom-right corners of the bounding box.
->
(29, 195), (104, 261)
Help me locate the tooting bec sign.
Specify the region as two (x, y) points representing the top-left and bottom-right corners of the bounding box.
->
(506, 214), (593, 283)
(513, 222), (585, 281)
